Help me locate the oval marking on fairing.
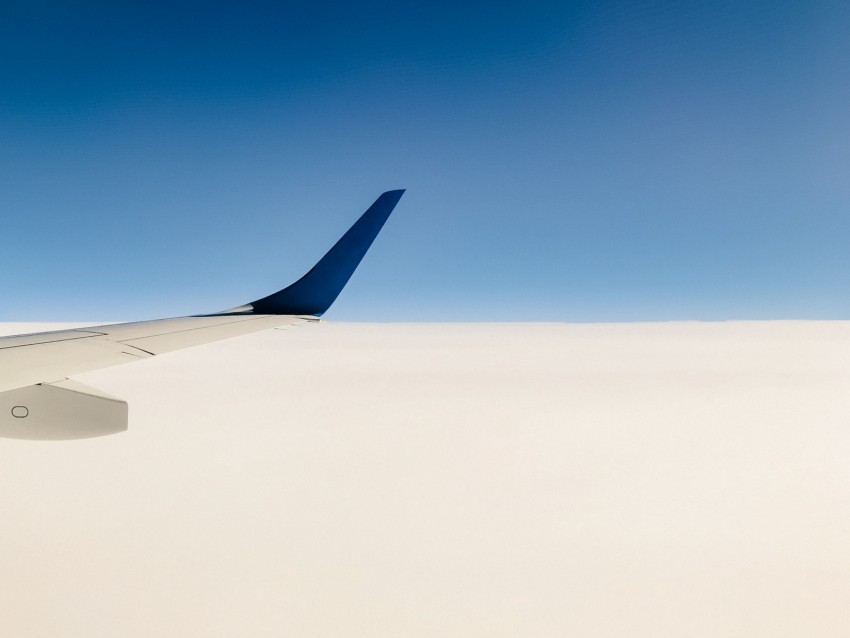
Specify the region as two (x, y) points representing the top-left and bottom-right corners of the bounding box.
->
(11, 406), (29, 418)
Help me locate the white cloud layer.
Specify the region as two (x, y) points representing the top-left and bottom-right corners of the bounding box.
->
(0, 321), (848, 636)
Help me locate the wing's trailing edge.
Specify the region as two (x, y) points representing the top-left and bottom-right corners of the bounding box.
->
(0, 189), (405, 439)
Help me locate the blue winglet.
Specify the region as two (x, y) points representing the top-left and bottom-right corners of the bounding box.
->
(248, 189), (405, 316)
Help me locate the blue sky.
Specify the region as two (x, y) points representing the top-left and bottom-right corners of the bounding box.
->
(2, 1), (849, 321)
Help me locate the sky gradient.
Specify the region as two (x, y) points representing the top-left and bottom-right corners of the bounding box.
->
(2, 1), (849, 321)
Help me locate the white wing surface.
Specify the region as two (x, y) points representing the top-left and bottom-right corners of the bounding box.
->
(0, 314), (308, 394)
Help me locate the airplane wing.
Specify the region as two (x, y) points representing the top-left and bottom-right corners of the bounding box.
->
(0, 189), (405, 440)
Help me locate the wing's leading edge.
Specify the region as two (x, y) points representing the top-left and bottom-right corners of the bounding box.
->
(0, 189), (404, 439)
